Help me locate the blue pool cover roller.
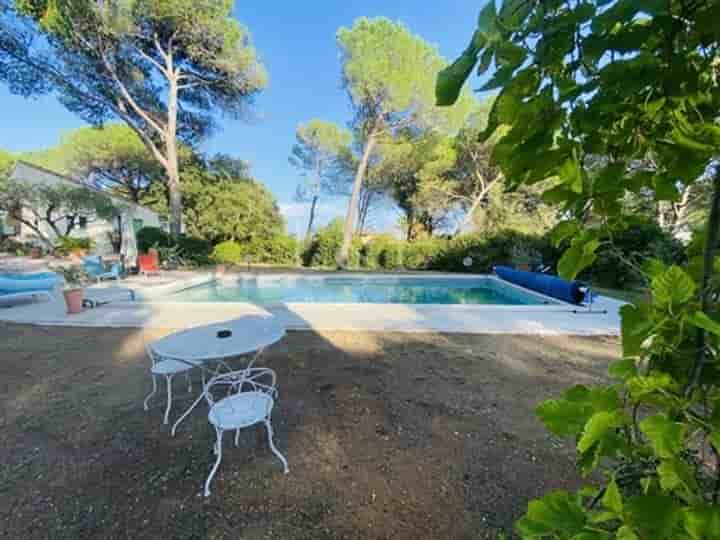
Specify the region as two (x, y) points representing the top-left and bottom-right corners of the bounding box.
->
(493, 266), (585, 305)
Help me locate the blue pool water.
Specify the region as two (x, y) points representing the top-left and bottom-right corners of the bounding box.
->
(165, 276), (558, 306)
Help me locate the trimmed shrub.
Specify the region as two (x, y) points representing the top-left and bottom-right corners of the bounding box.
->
(260, 234), (298, 265)
(136, 227), (171, 253)
(364, 235), (403, 270)
(304, 220), (346, 268)
(212, 240), (244, 265)
(211, 235), (299, 266)
(403, 238), (443, 270)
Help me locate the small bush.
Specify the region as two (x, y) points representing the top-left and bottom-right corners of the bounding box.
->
(212, 240), (245, 265)
(260, 234), (298, 265)
(403, 238), (443, 270)
(211, 235), (298, 266)
(303, 220), (348, 267)
(363, 235), (403, 270)
(136, 227), (171, 253)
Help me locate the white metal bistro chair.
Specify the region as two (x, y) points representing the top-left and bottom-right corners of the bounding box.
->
(176, 367), (289, 496)
(143, 345), (204, 425)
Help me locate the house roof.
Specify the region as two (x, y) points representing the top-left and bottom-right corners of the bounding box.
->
(10, 160), (160, 217)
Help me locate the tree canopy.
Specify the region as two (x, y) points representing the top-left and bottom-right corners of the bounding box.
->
(1, 0), (267, 234)
(334, 17), (477, 266)
(289, 119), (352, 238)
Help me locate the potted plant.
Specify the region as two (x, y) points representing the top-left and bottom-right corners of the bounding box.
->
(510, 245), (541, 272)
(57, 266), (89, 314)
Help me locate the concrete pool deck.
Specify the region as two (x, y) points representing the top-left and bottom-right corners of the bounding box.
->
(0, 271), (624, 335)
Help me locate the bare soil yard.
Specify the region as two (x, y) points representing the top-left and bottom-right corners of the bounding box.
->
(0, 322), (619, 539)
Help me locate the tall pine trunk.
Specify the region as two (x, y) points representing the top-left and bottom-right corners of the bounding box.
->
(337, 131), (377, 268)
(306, 194), (319, 239)
(165, 55), (183, 236)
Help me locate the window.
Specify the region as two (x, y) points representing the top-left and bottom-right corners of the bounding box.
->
(79, 216), (88, 229)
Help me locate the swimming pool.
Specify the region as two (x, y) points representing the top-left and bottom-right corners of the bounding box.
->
(162, 275), (561, 306)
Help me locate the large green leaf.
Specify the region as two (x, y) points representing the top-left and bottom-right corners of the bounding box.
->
(550, 220), (580, 247)
(602, 477), (623, 514)
(558, 235), (600, 281)
(651, 266), (696, 310)
(515, 491), (587, 537)
(577, 410), (625, 454)
(684, 505), (720, 540)
(625, 495), (682, 536)
(436, 49), (478, 106)
(657, 458), (698, 501)
(687, 312), (720, 337)
(640, 414), (686, 459)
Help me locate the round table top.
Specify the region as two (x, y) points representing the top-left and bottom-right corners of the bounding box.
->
(151, 315), (285, 363)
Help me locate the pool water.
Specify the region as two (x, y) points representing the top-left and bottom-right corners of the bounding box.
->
(164, 276), (558, 306)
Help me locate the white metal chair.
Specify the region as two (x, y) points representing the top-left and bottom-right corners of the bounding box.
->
(143, 345), (204, 425)
(177, 367), (289, 496)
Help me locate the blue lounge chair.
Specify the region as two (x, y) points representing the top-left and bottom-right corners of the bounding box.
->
(83, 256), (122, 282)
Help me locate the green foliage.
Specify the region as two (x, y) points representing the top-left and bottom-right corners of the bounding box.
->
(403, 238), (442, 270)
(440, 1), (720, 537)
(212, 240), (245, 264)
(303, 219), (360, 268)
(136, 226), (211, 266)
(363, 235), (403, 270)
(430, 231), (559, 274)
(211, 240), (244, 265)
(136, 227), (171, 254)
(59, 124), (163, 202)
(211, 235), (298, 266)
(179, 157), (285, 245)
(54, 236), (93, 255)
(582, 222), (686, 289)
(0, 148), (16, 177)
(334, 16), (478, 265)
(4, 0), (267, 234)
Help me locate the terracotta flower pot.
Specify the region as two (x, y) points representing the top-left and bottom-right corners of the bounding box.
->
(215, 264), (226, 276)
(63, 288), (84, 314)
(30, 247), (42, 259)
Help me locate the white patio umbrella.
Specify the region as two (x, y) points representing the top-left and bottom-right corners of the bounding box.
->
(120, 214), (138, 269)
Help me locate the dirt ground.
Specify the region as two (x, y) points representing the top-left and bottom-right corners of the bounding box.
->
(0, 322), (620, 539)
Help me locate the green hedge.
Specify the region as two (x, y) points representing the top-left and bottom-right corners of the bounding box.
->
(363, 235), (403, 270)
(302, 220), (362, 268)
(211, 235), (299, 266)
(428, 231), (559, 273)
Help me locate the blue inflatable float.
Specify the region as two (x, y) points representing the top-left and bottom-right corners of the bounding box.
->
(494, 266), (586, 305)
(0, 272), (60, 294)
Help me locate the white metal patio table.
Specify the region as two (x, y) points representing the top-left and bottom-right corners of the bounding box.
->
(146, 314), (285, 435)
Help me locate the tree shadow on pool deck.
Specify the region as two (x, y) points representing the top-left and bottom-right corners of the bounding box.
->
(0, 321), (619, 539)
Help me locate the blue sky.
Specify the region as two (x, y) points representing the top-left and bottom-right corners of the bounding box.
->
(0, 1), (482, 236)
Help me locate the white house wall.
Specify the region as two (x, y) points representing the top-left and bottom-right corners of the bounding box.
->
(9, 162), (162, 254)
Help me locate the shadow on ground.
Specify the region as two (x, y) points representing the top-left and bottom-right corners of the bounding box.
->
(0, 322), (619, 539)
